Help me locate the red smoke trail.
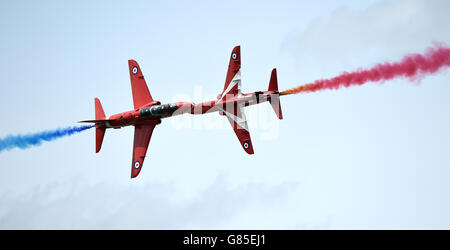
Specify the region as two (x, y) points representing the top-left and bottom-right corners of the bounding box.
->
(280, 44), (450, 95)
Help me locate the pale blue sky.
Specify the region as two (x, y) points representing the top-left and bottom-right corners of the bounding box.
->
(1, 0), (450, 229)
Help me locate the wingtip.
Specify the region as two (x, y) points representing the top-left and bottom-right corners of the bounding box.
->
(128, 59), (140, 69)
(130, 162), (142, 179)
(244, 142), (254, 155)
(130, 171), (139, 179)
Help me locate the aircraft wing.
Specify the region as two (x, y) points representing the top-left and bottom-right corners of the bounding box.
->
(128, 60), (154, 109)
(218, 46), (241, 102)
(131, 124), (156, 178)
(221, 103), (254, 154)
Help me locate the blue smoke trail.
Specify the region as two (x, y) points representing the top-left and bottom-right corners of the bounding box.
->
(0, 125), (94, 153)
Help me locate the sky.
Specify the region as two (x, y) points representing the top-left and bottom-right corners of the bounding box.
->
(0, 0), (450, 229)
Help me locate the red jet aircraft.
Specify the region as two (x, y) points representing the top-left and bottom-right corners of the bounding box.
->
(80, 46), (283, 178)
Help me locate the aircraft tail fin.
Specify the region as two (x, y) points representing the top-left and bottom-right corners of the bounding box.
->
(96, 127), (106, 153)
(268, 69), (283, 120)
(94, 98), (106, 153)
(78, 98), (108, 153)
(95, 98), (106, 120)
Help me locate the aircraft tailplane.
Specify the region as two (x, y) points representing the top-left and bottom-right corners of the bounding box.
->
(268, 69), (283, 120)
(95, 98), (106, 153)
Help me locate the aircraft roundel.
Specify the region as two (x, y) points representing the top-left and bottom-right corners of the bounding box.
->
(243, 142), (249, 149)
(232, 52), (238, 60)
(132, 66), (138, 75)
(134, 161), (140, 169)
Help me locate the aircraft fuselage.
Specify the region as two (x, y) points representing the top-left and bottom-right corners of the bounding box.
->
(101, 90), (278, 129)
